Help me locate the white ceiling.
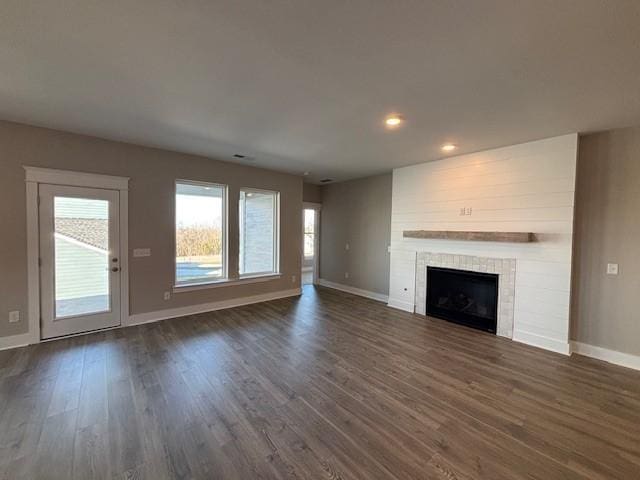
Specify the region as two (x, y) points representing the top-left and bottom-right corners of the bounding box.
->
(2, 1), (640, 183)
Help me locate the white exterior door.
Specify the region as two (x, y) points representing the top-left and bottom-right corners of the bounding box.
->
(302, 204), (321, 285)
(39, 184), (122, 339)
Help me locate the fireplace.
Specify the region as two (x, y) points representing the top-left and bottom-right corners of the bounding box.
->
(426, 266), (498, 333)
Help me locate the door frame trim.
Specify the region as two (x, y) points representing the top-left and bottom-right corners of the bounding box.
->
(302, 202), (322, 285)
(24, 166), (129, 344)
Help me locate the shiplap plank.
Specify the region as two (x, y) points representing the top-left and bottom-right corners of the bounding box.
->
(389, 134), (578, 353)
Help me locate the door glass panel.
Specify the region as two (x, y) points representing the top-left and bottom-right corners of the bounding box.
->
(54, 197), (110, 318)
(304, 209), (315, 257)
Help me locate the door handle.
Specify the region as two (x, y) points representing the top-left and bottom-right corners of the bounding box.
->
(111, 267), (120, 272)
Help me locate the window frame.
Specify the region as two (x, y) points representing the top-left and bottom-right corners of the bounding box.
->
(303, 208), (316, 259)
(238, 187), (280, 278)
(174, 179), (228, 288)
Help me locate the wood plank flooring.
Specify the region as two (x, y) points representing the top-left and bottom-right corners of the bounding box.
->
(1, 285), (639, 479)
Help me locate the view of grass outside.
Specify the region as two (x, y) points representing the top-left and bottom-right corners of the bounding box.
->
(176, 225), (222, 259)
(175, 183), (224, 283)
(176, 225), (222, 277)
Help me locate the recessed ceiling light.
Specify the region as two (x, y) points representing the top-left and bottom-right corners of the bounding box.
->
(441, 144), (457, 152)
(385, 114), (404, 128)
(303, 171), (310, 176)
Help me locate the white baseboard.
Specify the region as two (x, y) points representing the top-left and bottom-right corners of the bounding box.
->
(127, 288), (302, 326)
(512, 329), (570, 355)
(571, 341), (640, 371)
(387, 298), (415, 313)
(0, 331), (38, 351)
(0, 289), (302, 352)
(318, 279), (388, 303)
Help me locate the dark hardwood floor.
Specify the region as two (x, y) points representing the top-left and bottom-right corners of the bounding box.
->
(1, 286), (639, 479)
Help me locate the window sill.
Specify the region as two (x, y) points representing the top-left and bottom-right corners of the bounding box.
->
(173, 273), (281, 293)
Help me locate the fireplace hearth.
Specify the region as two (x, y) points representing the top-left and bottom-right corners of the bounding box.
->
(426, 266), (498, 333)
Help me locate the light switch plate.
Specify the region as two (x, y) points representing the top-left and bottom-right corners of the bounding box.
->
(607, 263), (619, 275)
(8, 311), (20, 323)
(133, 248), (151, 257)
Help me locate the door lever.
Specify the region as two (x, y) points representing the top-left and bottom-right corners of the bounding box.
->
(111, 267), (120, 272)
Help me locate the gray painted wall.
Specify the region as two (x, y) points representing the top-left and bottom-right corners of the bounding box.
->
(319, 174), (391, 296)
(571, 126), (640, 356)
(302, 183), (322, 203)
(0, 120), (302, 338)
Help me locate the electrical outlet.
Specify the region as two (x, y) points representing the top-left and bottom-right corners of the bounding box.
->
(344, 272), (349, 279)
(8, 311), (20, 323)
(607, 263), (619, 275)
(345, 243), (350, 251)
(163, 291), (171, 300)
(459, 207), (473, 216)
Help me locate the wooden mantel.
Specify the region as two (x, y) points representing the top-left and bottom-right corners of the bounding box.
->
(403, 230), (535, 243)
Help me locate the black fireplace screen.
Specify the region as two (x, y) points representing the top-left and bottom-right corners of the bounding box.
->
(426, 267), (498, 333)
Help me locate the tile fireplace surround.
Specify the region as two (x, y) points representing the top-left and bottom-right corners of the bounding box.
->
(415, 252), (516, 338)
(390, 135), (578, 354)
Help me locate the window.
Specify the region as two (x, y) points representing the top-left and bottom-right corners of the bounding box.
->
(54, 196), (110, 317)
(304, 209), (315, 257)
(175, 181), (226, 285)
(239, 189), (279, 276)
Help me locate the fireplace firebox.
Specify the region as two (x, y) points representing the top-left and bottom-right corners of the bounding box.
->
(426, 266), (498, 333)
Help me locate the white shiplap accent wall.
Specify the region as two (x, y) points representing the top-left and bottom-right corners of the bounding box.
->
(388, 134), (578, 354)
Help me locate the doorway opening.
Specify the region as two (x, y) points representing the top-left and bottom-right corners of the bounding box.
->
(25, 167), (129, 343)
(302, 204), (321, 285)
(40, 185), (123, 339)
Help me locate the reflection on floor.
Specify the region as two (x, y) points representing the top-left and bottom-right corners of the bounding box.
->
(302, 269), (313, 285)
(2, 287), (638, 479)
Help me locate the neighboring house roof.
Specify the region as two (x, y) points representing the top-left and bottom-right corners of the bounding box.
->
(55, 218), (108, 250)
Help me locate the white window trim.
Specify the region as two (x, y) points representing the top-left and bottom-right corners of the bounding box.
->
(238, 187), (280, 278)
(303, 201), (322, 210)
(23, 166), (130, 343)
(173, 273), (282, 293)
(25, 166), (130, 190)
(302, 202), (322, 285)
(174, 179), (229, 288)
